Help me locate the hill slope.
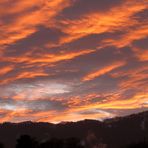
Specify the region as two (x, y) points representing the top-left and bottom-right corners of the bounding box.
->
(0, 111), (148, 148)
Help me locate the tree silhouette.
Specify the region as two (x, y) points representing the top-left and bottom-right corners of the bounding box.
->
(126, 141), (148, 148)
(0, 143), (4, 148)
(65, 137), (84, 148)
(39, 137), (84, 148)
(39, 138), (64, 148)
(16, 135), (38, 148)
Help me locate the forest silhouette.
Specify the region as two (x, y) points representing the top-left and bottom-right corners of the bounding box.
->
(0, 134), (148, 148)
(0, 111), (147, 148)
(16, 134), (84, 148)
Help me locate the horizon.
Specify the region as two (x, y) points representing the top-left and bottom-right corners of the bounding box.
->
(0, 109), (148, 148)
(0, 109), (147, 124)
(0, 0), (148, 123)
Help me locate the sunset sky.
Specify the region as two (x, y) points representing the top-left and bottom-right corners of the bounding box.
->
(0, 0), (148, 123)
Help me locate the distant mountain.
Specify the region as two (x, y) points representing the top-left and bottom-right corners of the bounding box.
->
(0, 111), (148, 148)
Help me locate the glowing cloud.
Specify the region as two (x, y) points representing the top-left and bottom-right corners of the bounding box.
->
(0, 0), (147, 123)
(83, 61), (125, 81)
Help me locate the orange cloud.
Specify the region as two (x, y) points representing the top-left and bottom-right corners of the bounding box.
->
(83, 61), (125, 81)
(67, 92), (148, 114)
(103, 24), (148, 48)
(0, 107), (31, 123)
(131, 46), (148, 61)
(120, 67), (148, 90)
(0, 91), (147, 123)
(28, 49), (95, 64)
(59, 0), (147, 45)
(0, 66), (14, 76)
(94, 93), (148, 110)
(16, 71), (48, 79)
(0, 0), (71, 46)
(1, 49), (94, 64)
(37, 110), (115, 123)
(0, 49), (95, 84)
(0, 0), (147, 123)
(0, 69), (49, 85)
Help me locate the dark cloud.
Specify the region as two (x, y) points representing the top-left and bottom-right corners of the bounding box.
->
(59, 0), (123, 20)
(132, 37), (148, 50)
(26, 100), (68, 112)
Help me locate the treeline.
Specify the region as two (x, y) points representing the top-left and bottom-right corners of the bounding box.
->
(0, 134), (148, 148)
(16, 135), (84, 148)
(125, 141), (148, 148)
(0, 135), (84, 148)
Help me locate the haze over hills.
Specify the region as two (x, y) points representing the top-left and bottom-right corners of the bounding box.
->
(0, 111), (148, 148)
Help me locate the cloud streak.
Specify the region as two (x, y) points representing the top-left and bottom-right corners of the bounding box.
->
(0, 0), (147, 123)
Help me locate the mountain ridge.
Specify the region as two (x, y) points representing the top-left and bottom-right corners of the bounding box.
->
(0, 110), (148, 148)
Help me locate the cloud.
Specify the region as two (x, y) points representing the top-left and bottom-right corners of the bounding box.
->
(0, 81), (72, 100)
(0, 0), (147, 122)
(83, 61), (125, 81)
(57, 0), (147, 44)
(0, 0), (71, 46)
(60, 0), (122, 20)
(0, 66), (14, 76)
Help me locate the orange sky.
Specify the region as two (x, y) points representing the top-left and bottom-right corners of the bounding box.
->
(0, 0), (148, 123)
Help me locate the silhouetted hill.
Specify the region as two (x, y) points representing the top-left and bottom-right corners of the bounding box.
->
(0, 111), (148, 148)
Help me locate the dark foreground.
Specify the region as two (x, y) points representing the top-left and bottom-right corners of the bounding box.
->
(0, 111), (148, 148)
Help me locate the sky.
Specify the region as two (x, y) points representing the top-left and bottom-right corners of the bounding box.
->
(0, 0), (148, 123)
